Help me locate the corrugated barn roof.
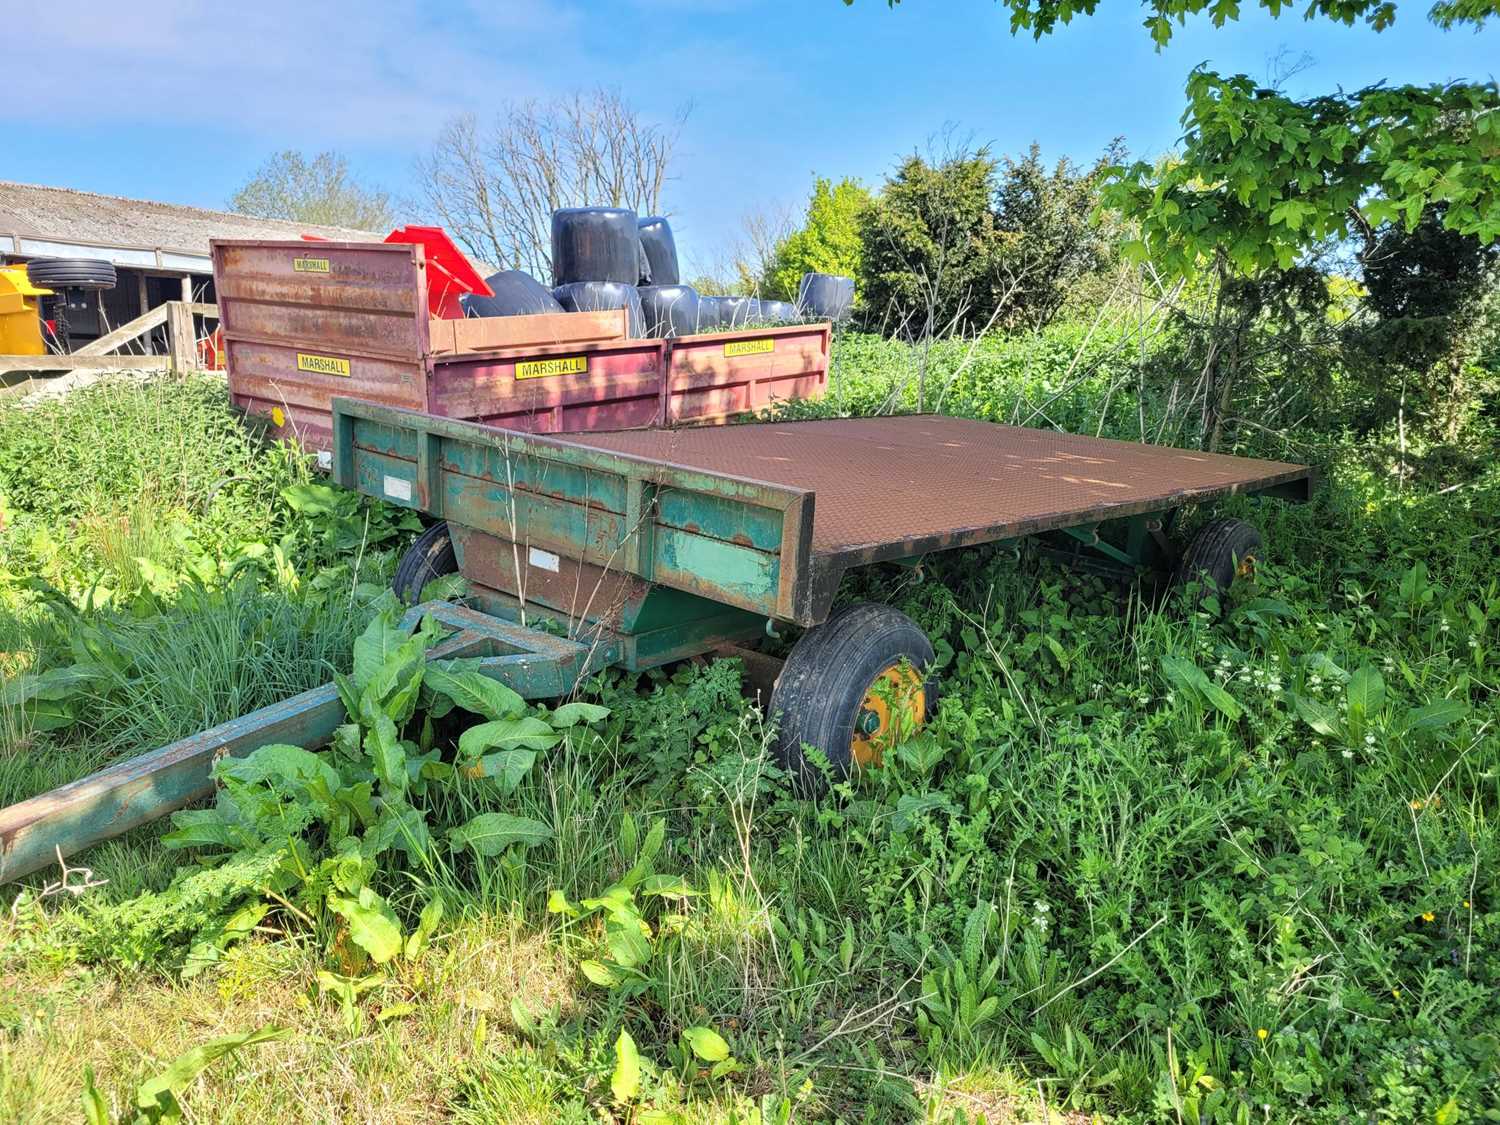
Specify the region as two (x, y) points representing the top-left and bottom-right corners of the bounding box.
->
(0, 181), (384, 272)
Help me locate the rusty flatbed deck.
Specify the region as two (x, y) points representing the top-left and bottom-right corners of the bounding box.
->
(562, 416), (1311, 565)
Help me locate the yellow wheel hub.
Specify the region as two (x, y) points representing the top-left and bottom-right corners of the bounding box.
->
(851, 664), (927, 769)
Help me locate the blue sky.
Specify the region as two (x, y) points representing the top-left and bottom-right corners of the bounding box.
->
(6, 0), (1497, 274)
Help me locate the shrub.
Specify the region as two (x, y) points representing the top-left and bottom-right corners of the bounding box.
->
(761, 177), (871, 301)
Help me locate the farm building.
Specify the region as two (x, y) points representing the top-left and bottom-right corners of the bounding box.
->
(0, 180), (382, 345)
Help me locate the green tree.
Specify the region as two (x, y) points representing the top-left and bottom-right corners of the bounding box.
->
(849, 0), (1500, 452)
(848, 0), (1496, 46)
(1350, 205), (1500, 442)
(858, 151), (1002, 336)
(761, 178), (872, 300)
(230, 151), (394, 232)
(1105, 74), (1500, 278)
(991, 141), (1125, 330)
(850, 0), (1500, 260)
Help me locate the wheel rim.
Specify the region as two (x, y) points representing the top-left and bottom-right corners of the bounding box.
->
(850, 664), (927, 769)
(1235, 551), (1258, 581)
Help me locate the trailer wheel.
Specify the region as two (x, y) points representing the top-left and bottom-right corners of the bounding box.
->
(1176, 518), (1262, 607)
(393, 521), (457, 603)
(770, 603), (937, 787)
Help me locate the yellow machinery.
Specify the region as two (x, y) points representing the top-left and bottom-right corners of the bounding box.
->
(0, 265), (49, 355)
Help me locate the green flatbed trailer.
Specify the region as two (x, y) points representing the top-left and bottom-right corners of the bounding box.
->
(0, 399), (1311, 883)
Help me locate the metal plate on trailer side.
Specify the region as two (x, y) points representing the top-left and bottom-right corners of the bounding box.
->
(563, 416), (1311, 562)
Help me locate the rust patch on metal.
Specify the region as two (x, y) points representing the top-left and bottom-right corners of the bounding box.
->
(565, 416), (1310, 560)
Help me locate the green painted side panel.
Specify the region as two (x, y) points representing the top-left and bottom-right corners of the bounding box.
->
(354, 418), (419, 461)
(350, 439), (785, 619)
(351, 420), (628, 514)
(654, 527), (781, 609)
(627, 606), (767, 667)
(626, 585), (744, 633)
(443, 435), (628, 514)
(655, 488), (783, 553)
(464, 586), (764, 672)
(352, 447), (628, 559)
(340, 400), (809, 510)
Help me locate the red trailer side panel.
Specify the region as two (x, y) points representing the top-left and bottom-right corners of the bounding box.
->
(429, 339), (667, 434)
(665, 324), (831, 424)
(213, 239), (430, 455)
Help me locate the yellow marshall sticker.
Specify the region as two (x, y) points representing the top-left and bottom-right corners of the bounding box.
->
(292, 257), (331, 273)
(296, 352), (351, 377)
(724, 338), (775, 357)
(516, 355), (588, 380)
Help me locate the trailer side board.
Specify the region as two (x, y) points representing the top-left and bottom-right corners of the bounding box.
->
(212, 239), (432, 457)
(331, 398), (818, 624)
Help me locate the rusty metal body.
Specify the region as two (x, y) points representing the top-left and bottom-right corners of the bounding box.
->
(334, 400), (1310, 635)
(563, 416), (1311, 560)
(211, 240), (831, 456)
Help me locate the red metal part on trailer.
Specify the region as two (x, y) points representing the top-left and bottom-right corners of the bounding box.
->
(383, 225), (493, 319)
(211, 239), (832, 457)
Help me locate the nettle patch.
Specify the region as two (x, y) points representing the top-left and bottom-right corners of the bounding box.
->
(8, 600), (609, 979)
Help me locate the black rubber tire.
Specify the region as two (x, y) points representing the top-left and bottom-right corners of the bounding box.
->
(770, 602), (938, 788)
(393, 521), (458, 604)
(26, 257), (117, 290)
(462, 270), (565, 318)
(1176, 518), (1262, 607)
(552, 281), (645, 338)
(551, 207), (641, 286)
(638, 284), (700, 339)
(797, 273), (854, 322)
(637, 216), (680, 286)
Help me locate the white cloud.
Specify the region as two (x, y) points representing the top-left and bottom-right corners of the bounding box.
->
(5, 0), (590, 145)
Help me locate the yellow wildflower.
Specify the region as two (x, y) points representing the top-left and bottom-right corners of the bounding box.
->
(1422, 912), (1435, 922)
(1257, 1028), (1269, 1041)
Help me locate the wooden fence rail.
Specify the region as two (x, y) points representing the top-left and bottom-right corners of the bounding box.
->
(0, 300), (219, 380)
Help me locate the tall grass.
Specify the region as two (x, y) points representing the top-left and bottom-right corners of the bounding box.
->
(1, 357), (1496, 1121)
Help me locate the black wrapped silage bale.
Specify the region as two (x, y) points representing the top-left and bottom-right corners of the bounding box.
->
(462, 270), (565, 318)
(637, 216), (680, 286)
(552, 281), (645, 338)
(695, 295), (754, 331)
(693, 296), (721, 331)
(759, 300), (799, 323)
(797, 272), (855, 322)
(552, 208), (641, 286)
(638, 284), (700, 339)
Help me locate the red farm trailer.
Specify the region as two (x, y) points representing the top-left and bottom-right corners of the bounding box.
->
(210, 240), (832, 458)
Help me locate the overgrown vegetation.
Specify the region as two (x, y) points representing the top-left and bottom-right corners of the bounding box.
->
(4, 28), (1500, 1104)
(2, 302), (1496, 1124)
